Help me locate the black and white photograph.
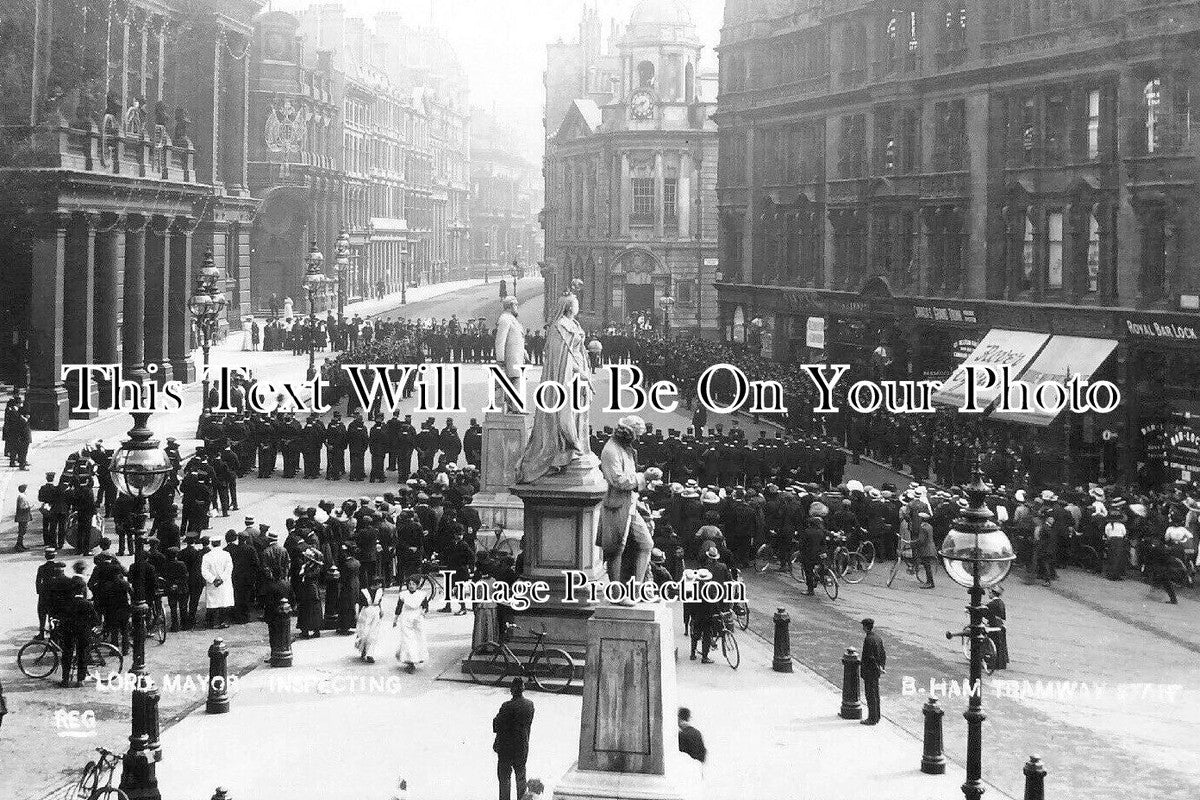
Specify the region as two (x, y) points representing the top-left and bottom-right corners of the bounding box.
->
(0, 1), (1196, 799)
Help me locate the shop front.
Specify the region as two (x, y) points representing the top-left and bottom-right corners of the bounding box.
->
(1124, 312), (1200, 485)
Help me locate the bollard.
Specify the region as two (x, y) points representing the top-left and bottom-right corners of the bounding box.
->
(322, 563), (341, 630)
(206, 639), (230, 714)
(920, 698), (947, 774)
(1023, 755), (1046, 800)
(772, 608), (793, 673)
(269, 598), (294, 667)
(211, 788), (231, 800)
(839, 647), (864, 720)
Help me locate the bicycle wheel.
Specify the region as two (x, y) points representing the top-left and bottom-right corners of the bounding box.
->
(74, 761), (100, 800)
(981, 637), (998, 675)
(151, 602), (167, 645)
(465, 641), (510, 686)
(1168, 558), (1194, 588)
(754, 543), (778, 573)
(732, 601), (750, 631)
(720, 631), (740, 669)
(494, 536), (521, 558)
(886, 557), (902, 588)
(90, 789), (131, 800)
(18, 639), (59, 679)
(858, 541), (876, 570)
(788, 553), (807, 584)
(530, 648), (576, 694)
(841, 553), (867, 585)
(419, 573), (446, 607)
(832, 549), (851, 577)
(820, 567), (839, 600)
(86, 641), (124, 681)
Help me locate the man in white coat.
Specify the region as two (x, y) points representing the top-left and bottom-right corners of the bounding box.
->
(201, 535), (234, 629)
(493, 296), (526, 413)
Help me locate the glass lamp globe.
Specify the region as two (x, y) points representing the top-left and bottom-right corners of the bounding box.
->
(939, 471), (1015, 589)
(939, 528), (1016, 588)
(188, 291), (213, 318)
(109, 414), (172, 498)
(211, 291), (227, 316)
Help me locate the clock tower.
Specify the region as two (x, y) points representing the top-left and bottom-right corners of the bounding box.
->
(614, 0), (703, 128)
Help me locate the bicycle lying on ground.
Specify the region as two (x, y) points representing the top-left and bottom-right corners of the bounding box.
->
(17, 622), (125, 680)
(466, 623), (576, 693)
(75, 746), (128, 800)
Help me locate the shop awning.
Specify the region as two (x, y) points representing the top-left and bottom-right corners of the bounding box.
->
(931, 329), (1051, 409)
(990, 335), (1118, 426)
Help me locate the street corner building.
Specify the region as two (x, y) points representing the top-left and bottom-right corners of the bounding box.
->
(0, 0), (262, 431)
(713, 0), (1200, 486)
(542, 0), (721, 338)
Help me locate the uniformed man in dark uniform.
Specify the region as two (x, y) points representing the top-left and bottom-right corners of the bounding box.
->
(463, 418), (483, 470)
(278, 410), (302, 479)
(301, 414), (325, 478)
(396, 414), (416, 480)
(439, 418), (462, 468)
(254, 414), (277, 478)
(347, 412), (369, 481)
(415, 419), (437, 472)
(325, 412), (348, 480)
(368, 416), (389, 483)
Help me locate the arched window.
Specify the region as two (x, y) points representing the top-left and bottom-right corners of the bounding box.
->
(638, 60), (656, 88)
(1086, 213), (1101, 293)
(684, 62), (695, 101)
(1144, 78), (1162, 154)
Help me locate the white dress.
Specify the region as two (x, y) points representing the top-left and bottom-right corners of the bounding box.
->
(355, 587), (385, 660)
(394, 588), (430, 666)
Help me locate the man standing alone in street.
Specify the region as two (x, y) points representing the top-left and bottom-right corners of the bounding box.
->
(860, 617), (886, 725)
(493, 677), (535, 800)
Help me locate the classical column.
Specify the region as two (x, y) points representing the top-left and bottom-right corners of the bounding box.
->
(620, 152), (632, 236)
(678, 149), (692, 239)
(123, 216), (148, 382)
(168, 217), (196, 382)
(64, 213), (98, 417)
(144, 215), (172, 383)
(94, 214), (125, 370)
(654, 151), (665, 237)
(28, 212), (71, 430)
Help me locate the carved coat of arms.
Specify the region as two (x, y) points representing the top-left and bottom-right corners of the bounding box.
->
(265, 97), (310, 153)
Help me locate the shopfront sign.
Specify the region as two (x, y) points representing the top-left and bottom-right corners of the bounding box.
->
(913, 303), (980, 325)
(1124, 317), (1200, 342)
(931, 329), (1050, 408)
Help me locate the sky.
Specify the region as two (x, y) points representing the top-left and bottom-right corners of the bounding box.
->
(272, 0), (724, 162)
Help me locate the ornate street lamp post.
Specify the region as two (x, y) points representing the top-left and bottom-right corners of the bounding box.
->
(304, 240), (325, 380)
(939, 470), (1015, 800)
(658, 294), (676, 340)
(334, 229), (350, 320)
(187, 251), (226, 413)
(109, 412), (173, 800)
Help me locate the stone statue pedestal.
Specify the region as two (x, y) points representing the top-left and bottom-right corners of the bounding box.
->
(471, 411), (533, 531)
(507, 457), (606, 660)
(552, 604), (687, 800)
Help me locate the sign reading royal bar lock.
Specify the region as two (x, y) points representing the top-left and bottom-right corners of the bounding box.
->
(1125, 317), (1200, 342)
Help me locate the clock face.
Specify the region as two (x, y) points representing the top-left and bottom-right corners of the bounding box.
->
(630, 91), (654, 119)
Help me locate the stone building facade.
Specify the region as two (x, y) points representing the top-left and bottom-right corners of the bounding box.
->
(0, 0), (261, 429)
(715, 0), (1200, 481)
(543, 0), (719, 336)
(471, 108), (544, 281)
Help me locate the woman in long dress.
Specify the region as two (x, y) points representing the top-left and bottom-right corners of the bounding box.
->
(471, 560), (500, 648)
(355, 576), (386, 663)
(393, 576), (430, 672)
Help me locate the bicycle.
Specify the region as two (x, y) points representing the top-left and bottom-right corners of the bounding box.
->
(711, 610), (740, 669)
(479, 525), (522, 560)
(886, 532), (935, 589)
(149, 593), (168, 646)
(1065, 531), (1103, 574)
(946, 626), (1000, 675)
(753, 532), (796, 574)
(17, 622), (125, 680)
(465, 623), (576, 693)
(74, 746), (128, 800)
(801, 552), (839, 600)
